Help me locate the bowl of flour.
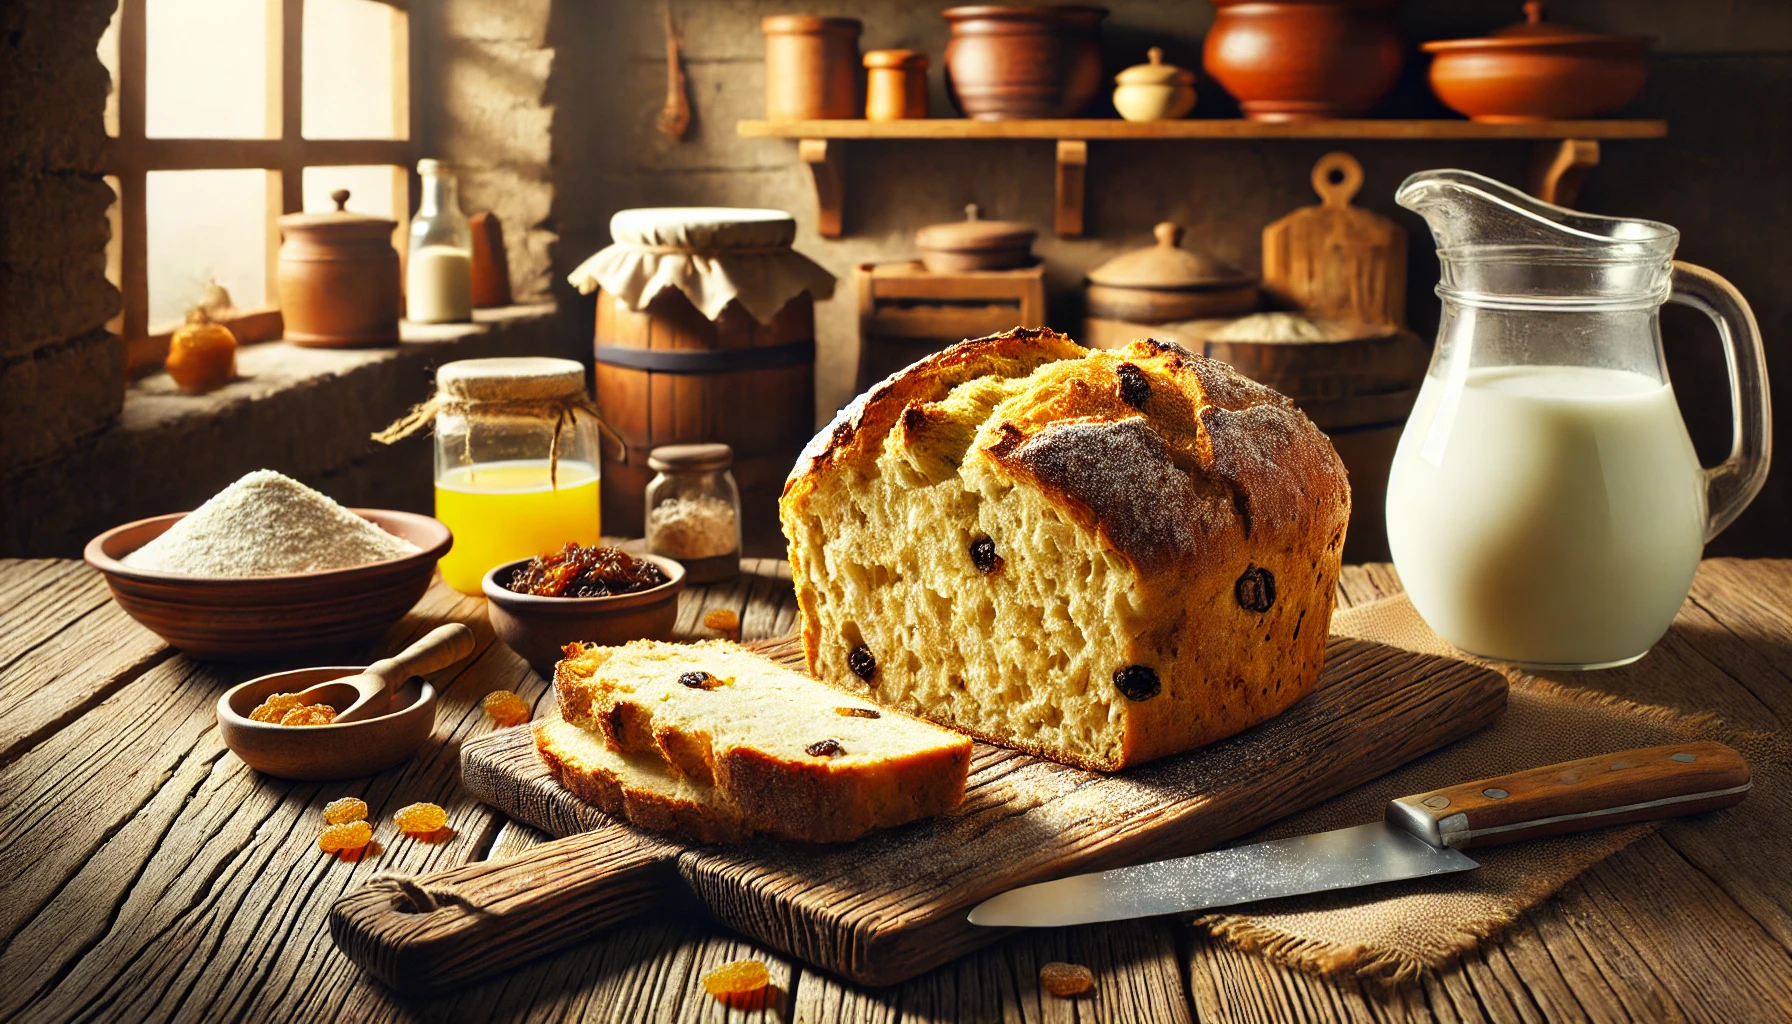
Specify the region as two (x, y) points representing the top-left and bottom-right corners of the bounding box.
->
(85, 470), (452, 661)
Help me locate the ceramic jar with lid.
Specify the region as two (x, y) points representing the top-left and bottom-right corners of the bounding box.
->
(762, 15), (862, 121)
(1113, 47), (1197, 122)
(1084, 222), (1258, 342)
(864, 49), (929, 120)
(915, 204), (1037, 273)
(1424, 2), (1651, 122)
(645, 443), (742, 584)
(276, 189), (400, 348)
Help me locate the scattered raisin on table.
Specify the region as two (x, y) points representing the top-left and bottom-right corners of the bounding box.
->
(835, 707), (880, 719)
(505, 543), (667, 598)
(1115, 362), (1151, 409)
(679, 671), (723, 690)
(318, 820), (373, 855)
(1235, 565), (1276, 613)
(393, 802), (447, 836)
(806, 738), (845, 757)
(848, 644), (877, 682)
(1113, 665), (1161, 702)
(1039, 961), (1095, 997)
(703, 608), (740, 632)
(702, 959), (771, 1003)
(249, 692), (303, 723)
(969, 536), (1005, 575)
(279, 704), (338, 726)
(483, 690), (531, 727)
(323, 797), (367, 826)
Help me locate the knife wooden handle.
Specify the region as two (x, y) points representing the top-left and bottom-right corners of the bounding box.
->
(1386, 741), (1750, 850)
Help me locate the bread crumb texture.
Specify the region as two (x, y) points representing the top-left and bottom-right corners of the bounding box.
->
(780, 329), (1351, 771)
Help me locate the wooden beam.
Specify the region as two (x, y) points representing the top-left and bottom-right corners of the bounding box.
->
(117, 0), (147, 348)
(1055, 139), (1087, 237)
(798, 138), (844, 238)
(1530, 138), (1601, 208)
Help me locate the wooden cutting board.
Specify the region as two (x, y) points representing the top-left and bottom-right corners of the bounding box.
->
(1262, 151), (1408, 328)
(331, 634), (1505, 994)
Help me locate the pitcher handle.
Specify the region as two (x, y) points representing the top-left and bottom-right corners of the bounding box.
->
(1668, 261), (1772, 542)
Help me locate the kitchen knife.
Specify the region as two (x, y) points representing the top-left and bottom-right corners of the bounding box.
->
(968, 741), (1750, 928)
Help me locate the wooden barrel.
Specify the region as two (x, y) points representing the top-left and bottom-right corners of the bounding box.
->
(595, 288), (815, 556)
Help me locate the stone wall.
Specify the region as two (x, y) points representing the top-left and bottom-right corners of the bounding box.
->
(0, 0), (124, 471)
(544, 0), (1792, 557)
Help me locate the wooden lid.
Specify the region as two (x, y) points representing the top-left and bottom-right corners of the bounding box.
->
(864, 48), (928, 70)
(1086, 222), (1253, 292)
(1423, 1), (1652, 51)
(437, 357), (585, 402)
(761, 14), (861, 35)
(915, 205), (1036, 255)
(277, 189), (398, 240)
(1115, 47), (1192, 86)
(648, 443), (734, 472)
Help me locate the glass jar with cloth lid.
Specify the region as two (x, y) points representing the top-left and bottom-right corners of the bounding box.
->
(567, 207), (835, 552)
(376, 356), (617, 594)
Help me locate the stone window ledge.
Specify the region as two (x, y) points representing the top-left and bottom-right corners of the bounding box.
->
(3, 302), (578, 557)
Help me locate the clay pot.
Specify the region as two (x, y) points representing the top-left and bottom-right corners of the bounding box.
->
(1113, 47), (1198, 122)
(943, 5), (1107, 120)
(762, 15), (862, 121)
(1203, 0), (1403, 122)
(1424, 2), (1651, 122)
(1084, 221), (1258, 328)
(865, 49), (930, 120)
(916, 204), (1038, 273)
(276, 190), (401, 348)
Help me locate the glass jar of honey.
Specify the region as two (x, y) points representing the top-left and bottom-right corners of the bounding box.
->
(644, 444), (741, 583)
(430, 357), (603, 593)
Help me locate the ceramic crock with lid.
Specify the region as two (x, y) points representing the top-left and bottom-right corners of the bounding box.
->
(916, 204), (1038, 273)
(276, 189), (401, 348)
(1113, 47), (1197, 122)
(1085, 222), (1258, 323)
(1423, 1), (1652, 122)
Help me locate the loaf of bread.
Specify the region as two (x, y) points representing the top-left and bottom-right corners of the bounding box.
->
(538, 639), (973, 843)
(780, 329), (1350, 771)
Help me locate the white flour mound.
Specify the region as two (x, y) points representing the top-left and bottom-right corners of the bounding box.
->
(123, 469), (420, 577)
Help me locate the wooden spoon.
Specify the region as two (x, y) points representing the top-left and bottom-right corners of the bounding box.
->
(291, 624), (476, 723)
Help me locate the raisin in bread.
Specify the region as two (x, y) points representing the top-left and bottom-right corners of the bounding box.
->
(538, 640), (973, 843)
(779, 329), (1350, 771)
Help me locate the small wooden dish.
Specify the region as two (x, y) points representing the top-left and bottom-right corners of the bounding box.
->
(483, 554), (686, 678)
(217, 666), (437, 780)
(84, 509), (452, 662)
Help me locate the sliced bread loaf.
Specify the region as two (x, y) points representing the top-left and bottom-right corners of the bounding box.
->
(540, 639), (974, 843)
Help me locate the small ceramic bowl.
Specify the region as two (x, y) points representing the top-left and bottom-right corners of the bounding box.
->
(217, 665), (437, 780)
(85, 509), (451, 662)
(483, 554), (686, 678)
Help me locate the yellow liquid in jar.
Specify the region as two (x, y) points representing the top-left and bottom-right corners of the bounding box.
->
(435, 459), (602, 594)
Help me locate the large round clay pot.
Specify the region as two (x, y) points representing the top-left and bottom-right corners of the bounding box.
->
(943, 5), (1108, 120)
(1423, 3), (1650, 122)
(1203, 0), (1403, 121)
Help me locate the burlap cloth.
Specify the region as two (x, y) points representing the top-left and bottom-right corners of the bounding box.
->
(1195, 593), (1790, 983)
(566, 207), (836, 323)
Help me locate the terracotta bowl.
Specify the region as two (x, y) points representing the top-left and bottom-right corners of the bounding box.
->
(1424, 36), (1650, 122)
(943, 5), (1108, 120)
(1203, 0), (1403, 121)
(483, 554), (686, 678)
(84, 509), (452, 662)
(218, 666), (437, 780)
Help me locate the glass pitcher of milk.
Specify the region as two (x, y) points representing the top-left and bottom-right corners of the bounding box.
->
(1386, 170), (1770, 669)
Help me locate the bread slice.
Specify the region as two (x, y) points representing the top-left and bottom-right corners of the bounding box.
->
(540, 639), (973, 843)
(780, 329), (1350, 771)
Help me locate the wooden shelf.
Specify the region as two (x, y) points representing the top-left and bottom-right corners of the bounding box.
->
(738, 118), (1667, 141)
(737, 118), (1668, 237)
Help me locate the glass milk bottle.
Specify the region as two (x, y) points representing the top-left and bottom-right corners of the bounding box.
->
(407, 159), (473, 323)
(1386, 170), (1770, 669)
(431, 357), (603, 593)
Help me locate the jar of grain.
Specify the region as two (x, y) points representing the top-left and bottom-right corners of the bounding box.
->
(645, 444), (742, 584)
(762, 15), (862, 120)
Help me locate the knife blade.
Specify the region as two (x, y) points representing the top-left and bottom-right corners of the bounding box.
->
(968, 741), (1751, 929)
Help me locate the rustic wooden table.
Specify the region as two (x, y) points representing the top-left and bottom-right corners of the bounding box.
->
(2, 557), (1789, 1023)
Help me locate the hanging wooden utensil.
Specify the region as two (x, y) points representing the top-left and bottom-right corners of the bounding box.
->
(657, 3), (691, 141)
(1261, 152), (1406, 328)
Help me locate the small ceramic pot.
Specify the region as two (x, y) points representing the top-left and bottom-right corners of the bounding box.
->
(276, 190), (402, 348)
(762, 15), (862, 120)
(1424, 3), (1651, 122)
(1113, 47), (1197, 122)
(483, 554), (686, 678)
(1203, 0), (1403, 121)
(943, 5), (1107, 120)
(915, 204), (1038, 273)
(865, 49), (930, 120)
